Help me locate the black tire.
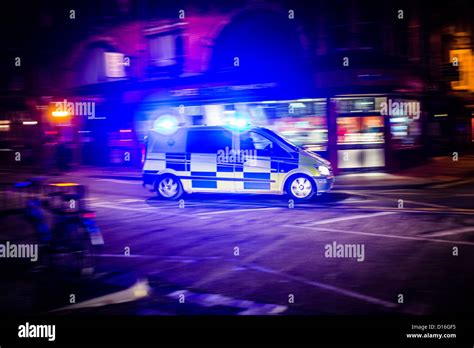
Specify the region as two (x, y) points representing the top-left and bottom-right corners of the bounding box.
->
(285, 174), (316, 201)
(155, 174), (183, 200)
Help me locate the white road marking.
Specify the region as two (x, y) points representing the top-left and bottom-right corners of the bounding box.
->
(338, 199), (376, 204)
(340, 190), (451, 209)
(431, 177), (474, 188)
(91, 202), (192, 218)
(51, 279), (150, 312)
(96, 253), (162, 259)
(96, 253), (399, 310)
(95, 253), (221, 262)
(97, 179), (141, 185)
(372, 191), (442, 196)
(245, 264), (398, 309)
(344, 206), (474, 215)
(423, 227), (474, 238)
(91, 203), (156, 211)
(306, 211), (395, 226)
(283, 224), (474, 246)
(103, 253), (398, 310)
(167, 290), (287, 315)
(196, 207), (281, 217)
(398, 200), (451, 209)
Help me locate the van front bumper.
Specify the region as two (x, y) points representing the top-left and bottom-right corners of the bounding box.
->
(314, 175), (335, 194)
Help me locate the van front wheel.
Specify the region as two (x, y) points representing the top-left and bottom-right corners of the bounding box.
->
(286, 175), (315, 201)
(155, 175), (183, 200)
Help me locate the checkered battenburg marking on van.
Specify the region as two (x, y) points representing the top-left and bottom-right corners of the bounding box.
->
(143, 152), (299, 191)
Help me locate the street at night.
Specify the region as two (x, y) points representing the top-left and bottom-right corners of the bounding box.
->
(1, 0), (474, 345)
(2, 159), (474, 316)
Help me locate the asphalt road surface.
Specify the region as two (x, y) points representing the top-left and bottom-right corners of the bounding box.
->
(1, 172), (474, 315)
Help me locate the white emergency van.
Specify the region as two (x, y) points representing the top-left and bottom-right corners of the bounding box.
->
(143, 125), (334, 200)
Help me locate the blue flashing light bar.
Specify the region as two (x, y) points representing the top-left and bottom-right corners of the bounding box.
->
(153, 115), (179, 134)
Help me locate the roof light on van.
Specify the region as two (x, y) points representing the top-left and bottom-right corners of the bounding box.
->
(227, 116), (250, 129)
(153, 115), (178, 134)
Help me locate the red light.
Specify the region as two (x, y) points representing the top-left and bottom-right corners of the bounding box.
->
(82, 212), (96, 219)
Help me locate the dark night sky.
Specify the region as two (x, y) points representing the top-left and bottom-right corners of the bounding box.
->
(1, 0), (471, 49)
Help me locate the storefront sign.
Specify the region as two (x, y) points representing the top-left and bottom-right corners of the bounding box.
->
(169, 83), (279, 99)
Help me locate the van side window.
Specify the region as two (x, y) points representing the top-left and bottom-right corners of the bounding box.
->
(186, 129), (232, 153)
(240, 132), (272, 151)
(240, 131), (292, 158)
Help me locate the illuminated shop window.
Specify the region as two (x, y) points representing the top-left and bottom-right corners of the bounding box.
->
(255, 99), (329, 151)
(337, 116), (384, 145)
(389, 115), (421, 148)
(383, 99), (422, 149)
(202, 100), (329, 151)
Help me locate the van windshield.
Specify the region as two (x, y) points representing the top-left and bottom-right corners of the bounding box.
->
(258, 128), (300, 152)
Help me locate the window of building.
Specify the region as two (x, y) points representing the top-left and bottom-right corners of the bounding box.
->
(337, 116), (385, 145)
(450, 49), (474, 91)
(326, 0), (352, 51)
(389, 114), (421, 148)
(357, 1), (381, 49)
(149, 34), (177, 67)
(77, 46), (108, 85)
(104, 52), (126, 78)
(393, 22), (409, 58)
(145, 23), (185, 76)
(77, 43), (127, 86)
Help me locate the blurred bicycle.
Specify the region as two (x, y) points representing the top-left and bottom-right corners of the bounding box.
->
(18, 179), (104, 277)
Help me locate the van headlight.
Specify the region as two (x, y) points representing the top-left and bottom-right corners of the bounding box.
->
(317, 165), (330, 176)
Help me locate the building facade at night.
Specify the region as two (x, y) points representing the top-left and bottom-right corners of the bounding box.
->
(1, 0), (473, 172)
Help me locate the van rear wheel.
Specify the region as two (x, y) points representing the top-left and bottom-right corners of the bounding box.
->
(286, 175), (315, 201)
(155, 175), (183, 200)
